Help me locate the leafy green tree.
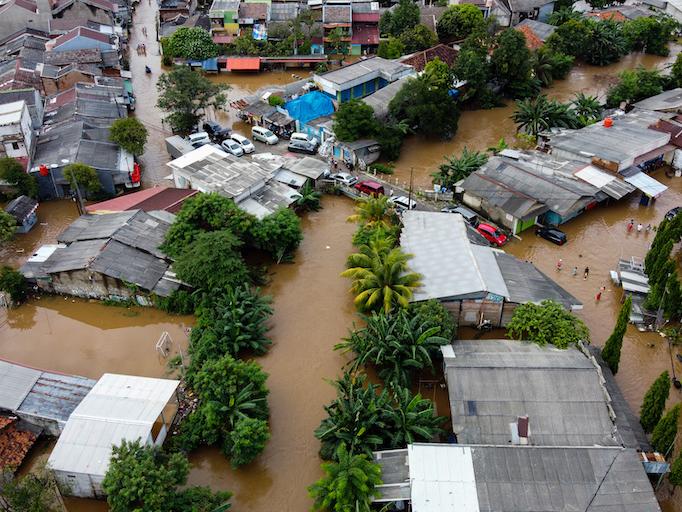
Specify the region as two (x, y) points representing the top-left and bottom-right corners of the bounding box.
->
(409, 299), (457, 341)
(341, 241), (422, 314)
(308, 443), (383, 512)
(249, 208), (303, 263)
(571, 92), (602, 126)
(506, 299), (590, 348)
(377, 119), (409, 161)
(189, 285), (272, 368)
(347, 195), (396, 229)
(640, 371), (671, 433)
(533, 48), (574, 86)
(672, 52), (682, 87)
(295, 181), (322, 212)
(102, 439), (231, 512)
(63, 162), (100, 199)
(162, 192), (255, 257)
(352, 222), (400, 248)
(389, 76), (460, 138)
(173, 230), (249, 291)
(399, 24), (438, 53)
(512, 95), (579, 136)
(157, 66), (228, 134)
(0, 211), (16, 242)
(547, 19), (591, 57)
(548, 7), (582, 26)
(384, 386), (445, 448)
(333, 100), (379, 142)
(109, 117), (148, 156)
(336, 309), (449, 388)
(433, 147), (487, 190)
(0, 467), (62, 511)
(0, 266), (26, 303)
(670, 453), (682, 490)
(326, 28), (349, 56)
(436, 4), (485, 42)
(225, 417), (271, 468)
(622, 15), (676, 56)
(166, 27), (218, 60)
(606, 67), (665, 107)
(231, 34), (259, 55)
(600, 296), (631, 374)
(452, 40), (496, 107)
(651, 404), (680, 455)
(315, 372), (390, 459)
(491, 29), (534, 98)
(423, 57), (454, 90)
(379, 0), (419, 37)
(585, 19), (627, 65)
(377, 37), (405, 58)
(0, 157), (36, 198)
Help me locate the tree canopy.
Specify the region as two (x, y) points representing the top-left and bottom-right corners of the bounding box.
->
(547, 18), (627, 66)
(606, 67), (666, 108)
(333, 100), (379, 142)
(377, 37), (405, 59)
(248, 208), (303, 263)
(0, 157), (36, 198)
(399, 24), (438, 53)
(109, 117), (149, 156)
(651, 403), (680, 455)
(63, 162), (100, 196)
(506, 300), (590, 348)
(491, 29), (534, 98)
(433, 147), (487, 190)
(157, 66), (228, 134)
(436, 4), (485, 42)
(622, 15), (677, 56)
(379, 0), (419, 37)
(640, 371), (671, 433)
(0, 211), (16, 242)
(166, 27), (219, 60)
(600, 295), (631, 374)
(512, 95), (579, 136)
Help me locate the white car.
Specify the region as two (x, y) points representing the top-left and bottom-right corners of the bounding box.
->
(330, 172), (358, 186)
(188, 132), (211, 148)
(290, 132), (319, 147)
(221, 138), (245, 157)
(230, 133), (255, 154)
(252, 126), (279, 145)
(390, 195), (417, 210)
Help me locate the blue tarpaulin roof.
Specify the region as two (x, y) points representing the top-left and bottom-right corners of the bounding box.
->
(285, 91), (335, 126)
(202, 58), (219, 71)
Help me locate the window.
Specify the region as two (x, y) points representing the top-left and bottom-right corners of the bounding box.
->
(11, 142), (19, 150)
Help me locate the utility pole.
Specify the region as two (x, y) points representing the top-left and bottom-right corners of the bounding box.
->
(655, 274), (671, 331)
(407, 167), (414, 210)
(71, 172), (85, 216)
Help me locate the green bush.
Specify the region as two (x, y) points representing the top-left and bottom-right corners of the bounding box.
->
(154, 289), (198, 315)
(0, 266), (27, 304)
(368, 163), (394, 175)
(268, 95), (285, 107)
(506, 299), (589, 348)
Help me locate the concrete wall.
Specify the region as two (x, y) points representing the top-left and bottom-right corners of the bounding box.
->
(55, 471), (105, 499)
(0, 104), (33, 164)
(18, 411), (64, 437)
(42, 71), (96, 96)
(51, 269), (136, 300)
(53, 3), (114, 26)
(461, 192), (516, 232)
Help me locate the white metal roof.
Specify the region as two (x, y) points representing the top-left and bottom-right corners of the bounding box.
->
(575, 165), (616, 189)
(274, 168), (306, 188)
(0, 100), (25, 126)
(624, 171), (668, 198)
(47, 374), (179, 477)
(0, 359), (41, 411)
(408, 444), (479, 512)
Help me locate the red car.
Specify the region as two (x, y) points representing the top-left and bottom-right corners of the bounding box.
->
(476, 223), (508, 246)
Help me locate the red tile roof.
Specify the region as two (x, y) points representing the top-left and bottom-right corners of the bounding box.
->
(227, 57), (261, 70)
(351, 25), (379, 45)
(517, 24), (543, 50)
(586, 10), (626, 21)
(0, 417), (14, 431)
(0, 418), (38, 471)
(86, 187), (198, 213)
(352, 12), (379, 22)
(45, 87), (77, 111)
(15, 0), (37, 12)
(400, 43), (458, 72)
(238, 2), (268, 19)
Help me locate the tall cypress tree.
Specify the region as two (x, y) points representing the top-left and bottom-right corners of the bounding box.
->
(651, 404), (681, 455)
(670, 453), (682, 491)
(640, 371), (671, 433)
(601, 296), (632, 374)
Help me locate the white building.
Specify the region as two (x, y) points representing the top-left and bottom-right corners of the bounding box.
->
(47, 373), (180, 498)
(0, 100), (34, 169)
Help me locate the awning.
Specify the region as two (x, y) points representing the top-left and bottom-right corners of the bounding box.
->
(575, 165), (635, 199)
(202, 57), (218, 71)
(633, 143), (676, 166)
(226, 57), (260, 71)
(623, 171), (668, 198)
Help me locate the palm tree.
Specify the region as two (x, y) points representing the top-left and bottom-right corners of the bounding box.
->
(341, 244), (422, 314)
(315, 372), (390, 460)
(585, 19), (627, 66)
(384, 386), (445, 448)
(295, 181), (322, 212)
(308, 443), (383, 512)
(512, 95), (579, 137)
(571, 92), (602, 127)
(432, 147), (488, 190)
(487, 138), (508, 155)
(548, 7), (581, 26)
(533, 49), (554, 87)
(347, 195), (395, 228)
(336, 310), (448, 388)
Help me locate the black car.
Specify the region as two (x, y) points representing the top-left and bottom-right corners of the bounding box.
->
(535, 226), (567, 245)
(287, 139), (317, 155)
(202, 121), (230, 142)
(664, 206), (681, 222)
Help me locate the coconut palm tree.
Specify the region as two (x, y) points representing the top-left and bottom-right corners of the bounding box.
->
(384, 386), (445, 448)
(432, 147), (488, 191)
(341, 244), (422, 314)
(346, 195), (395, 228)
(571, 92), (602, 127)
(295, 181), (322, 212)
(335, 310), (448, 388)
(512, 95), (579, 136)
(533, 49), (554, 87)
(314, 372), (390, 460)
(308, 443), (383, 512)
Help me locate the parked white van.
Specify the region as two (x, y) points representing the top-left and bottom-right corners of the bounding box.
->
(290, 132), (319, 147)
(252, 126), (279, 145)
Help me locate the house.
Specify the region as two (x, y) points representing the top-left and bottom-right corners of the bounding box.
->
(208, 0), (240, 43)
(460, 151), (615, 232)
(4, 195), (39, 233)
(85, 186), (198, 213)
(168, 144), (301, 218)
(21, 210), (182, 301)
(331, 138), (381, 167)
(46, 26), (115, 53)
(418, 5), (446, 32)
(238, 2), (270, 39)
(50, 0), (117, 27)
(373, 443), (661, 511)
(42, 47), (120, 72)
(0, 0), (51, 40)
(0, 358), (95, 436)
(361, 76), (408, 119)
(0, 100), (35, 169)
(48, 373), (180, 498)
(515, 18), (555, 49)
(398, 44), (458, 72)
(275, 155), (329, 188)
(313, 56), (414, 102)
(634, 88), (682, 113)
(0, 88), (44, 128)
(350, 2), (379, 55)
(38, 62), (102, 95)
(586, 5), (653, 21)
(322, 1), (352, 53)
(0, 414), (39, 472)
(400, 211), (581, 327)
(507, 0), (554, 24)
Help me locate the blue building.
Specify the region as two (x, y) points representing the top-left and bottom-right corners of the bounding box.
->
(4, 195), (38, 234)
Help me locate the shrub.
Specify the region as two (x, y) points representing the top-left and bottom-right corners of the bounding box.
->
(0, 266), (27, 304)
(268, 95), (285, 107)
(368, 163), (394, 175)
(506, 300), (589, 348)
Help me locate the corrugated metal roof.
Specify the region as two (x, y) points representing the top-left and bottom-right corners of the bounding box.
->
(0, 361), (40, 411)
(575, 165), (635, 200)
(18, 372), (96, 424)
(624, 171), (668, 198)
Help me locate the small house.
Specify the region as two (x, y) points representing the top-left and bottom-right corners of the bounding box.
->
(46, 26), (116, 53)
(4, 195), (38, 233)
(0, 100), (34, 170)
(508, 0), (555, 24)
(331, 138), (381, 167)
(86, 186), (198, 214)
(515, 18), (556, 49)
(48, 373), (180, 498)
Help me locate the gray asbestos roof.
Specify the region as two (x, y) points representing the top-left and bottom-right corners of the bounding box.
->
(269, 2), (299, 21)
(316, 57), (412, 87)
(285, 156), (328, 180)
(44, 239), (107, 273)
(18, 372), (96, 424)
(442, 339), (619, 447)
(58, 211), (136, 242)
(634, 88), (682, 112)
(516, 18), (556, 40)
(0, 360), (40, 411)
(362, 76), (408, 119)
(90, 240), (170, 291)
